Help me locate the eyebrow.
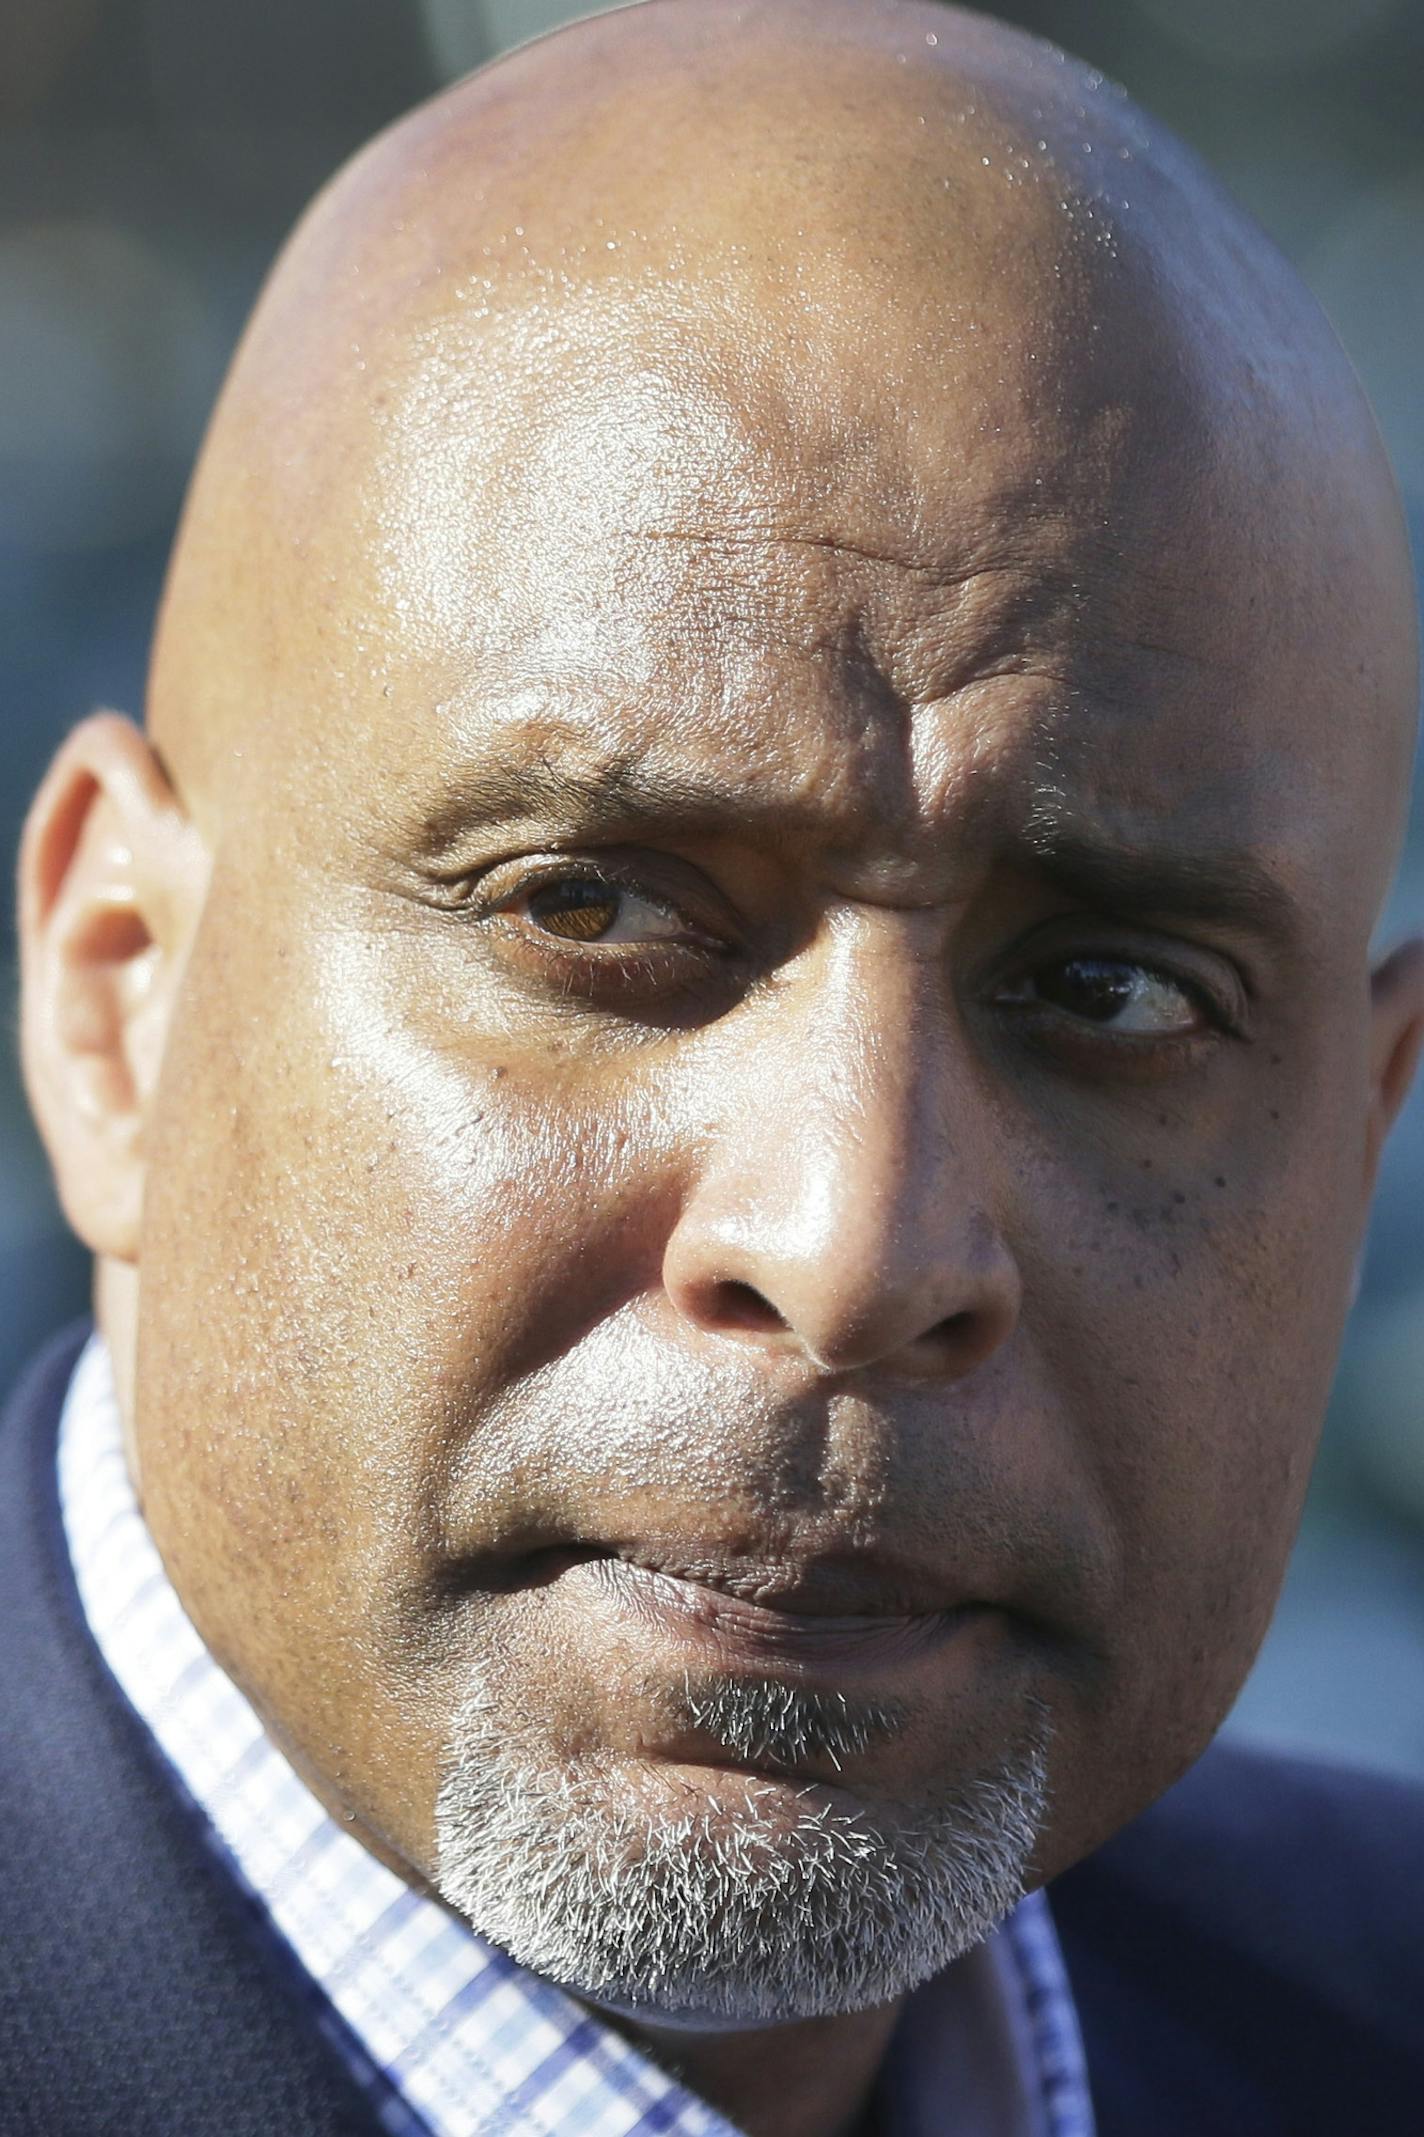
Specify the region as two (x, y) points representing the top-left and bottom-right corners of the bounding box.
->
(1017, 823), (1302, 940)
(412, 744), (814, 848)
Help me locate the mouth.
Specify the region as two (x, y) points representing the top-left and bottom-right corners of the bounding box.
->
(535, 1543), (993, 1680)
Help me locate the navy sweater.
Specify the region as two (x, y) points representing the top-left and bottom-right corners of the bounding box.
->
(3, 1326), (1422, 2134)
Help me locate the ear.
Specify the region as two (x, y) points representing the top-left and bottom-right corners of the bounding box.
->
(1363, 935), (1424, 1202)
(18, 712), (209, 1263)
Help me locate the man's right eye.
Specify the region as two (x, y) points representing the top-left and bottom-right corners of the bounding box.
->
(517, 875), (695, 947)
(455, 856), (745, 1014)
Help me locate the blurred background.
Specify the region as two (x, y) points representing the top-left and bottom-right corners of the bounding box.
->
(2, 0), (1422, 1774)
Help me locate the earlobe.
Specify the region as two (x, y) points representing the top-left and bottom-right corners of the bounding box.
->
(18, 712), (208, 1263)
(1364, 935), (1424, 1199)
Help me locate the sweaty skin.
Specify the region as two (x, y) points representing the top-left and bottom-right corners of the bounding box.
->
(18, 4), (1424, 2135)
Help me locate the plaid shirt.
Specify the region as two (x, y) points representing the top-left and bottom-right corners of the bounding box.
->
(58, 1336), (1095, 2137)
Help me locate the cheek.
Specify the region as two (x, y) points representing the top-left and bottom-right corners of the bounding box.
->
(1013, 1090), (1359, 1822)
(133, 912), (682, 1830)
(139, 911), (678, 1582)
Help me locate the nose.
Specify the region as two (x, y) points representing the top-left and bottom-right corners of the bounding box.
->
(661, 931), (1022, 1379)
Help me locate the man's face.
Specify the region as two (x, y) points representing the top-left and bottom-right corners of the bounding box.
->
(134, 254), (1387, 2014)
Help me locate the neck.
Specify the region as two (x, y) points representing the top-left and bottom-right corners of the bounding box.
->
(614, 2000), (902, 2137)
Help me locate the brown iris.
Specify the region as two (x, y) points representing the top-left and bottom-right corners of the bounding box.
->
(527, 880), (622, 941)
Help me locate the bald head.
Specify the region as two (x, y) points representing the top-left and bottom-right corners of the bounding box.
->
(149, 0), (1415, 897)
(149, 0), (1411, 803)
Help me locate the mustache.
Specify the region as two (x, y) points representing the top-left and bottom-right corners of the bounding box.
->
(437, 1330), (1117, 1647)
(655, 1670), (911, 1773)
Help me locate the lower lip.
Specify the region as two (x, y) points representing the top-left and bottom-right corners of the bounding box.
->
(550, 1555), (981, 1678)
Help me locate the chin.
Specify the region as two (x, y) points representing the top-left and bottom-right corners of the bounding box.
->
(431, 1678), (1055, 2022)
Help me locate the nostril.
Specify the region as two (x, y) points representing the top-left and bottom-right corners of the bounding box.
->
(920, 1306), (1003, 1375)
(711, 1279), (789, 1338)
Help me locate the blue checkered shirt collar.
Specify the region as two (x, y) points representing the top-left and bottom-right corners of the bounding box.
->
(58, 1335), (1094, 2137)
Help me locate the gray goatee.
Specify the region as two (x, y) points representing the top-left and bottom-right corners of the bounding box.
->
(434, 1671), (1053, 2025)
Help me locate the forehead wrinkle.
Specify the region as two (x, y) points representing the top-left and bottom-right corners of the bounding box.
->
(405, 702), (917, 858)
(610, 370), (1237, 701)
(611, 529), (1194, 721)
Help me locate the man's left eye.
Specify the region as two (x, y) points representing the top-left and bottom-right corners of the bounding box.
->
(1002, 956), (1207, 1036)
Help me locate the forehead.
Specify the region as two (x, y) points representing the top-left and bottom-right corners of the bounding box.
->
(249, 253), (1384, 950)
(346, 292), (1250, 776)
(369, 272), (1205, 716)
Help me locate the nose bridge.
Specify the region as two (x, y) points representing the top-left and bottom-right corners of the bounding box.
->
(663, 923), (1020, 1376)
(784, 941), (934, 1246)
